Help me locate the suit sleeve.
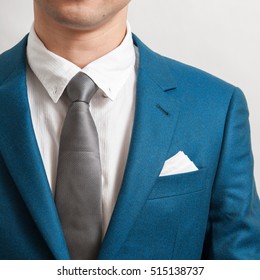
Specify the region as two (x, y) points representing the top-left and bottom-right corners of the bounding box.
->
(202, 87), (260, 259)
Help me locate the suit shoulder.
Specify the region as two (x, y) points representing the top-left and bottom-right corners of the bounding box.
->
(0, 36), (28, 83)
(161, 54), (236, 96)
(133, 34), (241, 103)
(153, 52), (247, 114)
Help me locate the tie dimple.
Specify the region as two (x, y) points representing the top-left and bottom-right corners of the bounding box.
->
(66, 72), (97, 103)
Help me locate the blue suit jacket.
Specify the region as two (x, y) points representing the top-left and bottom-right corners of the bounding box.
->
(0, 35), (260, 260)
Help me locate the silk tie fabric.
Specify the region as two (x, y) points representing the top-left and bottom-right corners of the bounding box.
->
(55, 72), (102, 260)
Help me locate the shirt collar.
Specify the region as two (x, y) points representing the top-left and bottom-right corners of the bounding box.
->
(26, 22), (136, 103)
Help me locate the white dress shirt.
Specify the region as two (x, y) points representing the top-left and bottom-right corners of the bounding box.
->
(26, 23), (137, 236)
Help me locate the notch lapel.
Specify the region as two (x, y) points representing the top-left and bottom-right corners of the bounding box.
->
(99, 35), (181, 259)
(0, 37), (69, 259)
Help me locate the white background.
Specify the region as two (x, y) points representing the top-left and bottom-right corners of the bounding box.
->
(0, 0), (259, 194)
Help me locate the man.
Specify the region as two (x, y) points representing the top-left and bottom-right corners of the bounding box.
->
(0, 0), (259, 260)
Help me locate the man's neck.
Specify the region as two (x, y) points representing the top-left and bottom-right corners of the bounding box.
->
(34, 8), (128, 68)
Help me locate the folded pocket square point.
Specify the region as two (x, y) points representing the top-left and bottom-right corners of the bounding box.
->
(159, 151), (198, 176)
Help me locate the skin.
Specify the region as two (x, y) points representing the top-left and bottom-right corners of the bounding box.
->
(34, 0), (131, 68)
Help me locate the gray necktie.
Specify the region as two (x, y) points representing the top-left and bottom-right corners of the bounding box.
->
(55, 72), (102, 260)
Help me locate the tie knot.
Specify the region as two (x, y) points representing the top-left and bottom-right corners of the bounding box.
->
(66, 72), (98, 103)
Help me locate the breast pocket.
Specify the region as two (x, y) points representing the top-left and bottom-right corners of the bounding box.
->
(148, 168), (208, 199)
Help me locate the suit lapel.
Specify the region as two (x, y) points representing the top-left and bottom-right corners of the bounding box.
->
(99, 35), (181, 259)
(0, 37), (69, 260)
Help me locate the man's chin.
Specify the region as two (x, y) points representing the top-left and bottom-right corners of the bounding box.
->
(49, 8), (111, 31)
(56, 17), (109, 32)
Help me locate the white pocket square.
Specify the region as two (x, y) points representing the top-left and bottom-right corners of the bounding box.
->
(159, 151), (198, 176)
